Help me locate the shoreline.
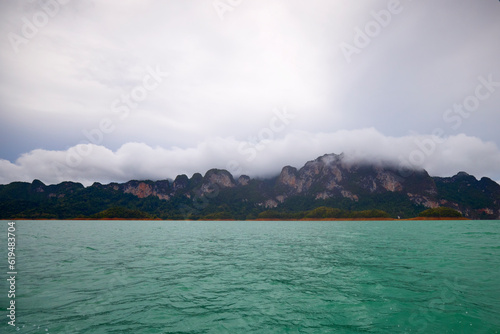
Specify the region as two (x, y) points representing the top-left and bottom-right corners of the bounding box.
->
(253, 217), (470, 221)
(7, 217), (473, 221)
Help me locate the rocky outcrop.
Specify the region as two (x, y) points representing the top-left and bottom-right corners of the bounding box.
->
(237, 175), (250, 186)
(263, 199), (278, 208)
(203, 169), (236, 188)
(376, 169), (403, 192)
(277, 166), (300, 190)
(173, 175), (189, 191)
(275, 153), (423, 202)
(201, 169), (236, 194)
(407, 193), (439, 209)
(122, 180), (170, 200)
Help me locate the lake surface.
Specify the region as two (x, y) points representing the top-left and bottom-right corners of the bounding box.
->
(1, 220), (499, 333)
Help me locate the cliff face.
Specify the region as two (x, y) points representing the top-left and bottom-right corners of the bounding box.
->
(201, 169), (236, 193)
(121, 180), (171, 200)
(1, 153), (499, 219)
(274, 154), (437, 206)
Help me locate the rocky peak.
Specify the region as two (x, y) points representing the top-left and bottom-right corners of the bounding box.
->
(46, 181), (85, 194)
(291, 153), (347, 194)
(238, 175), (250, 186)
(318, 153), (344, 165)
(173, 175), (189, 190)
(300, 153), (345, 176)
(31, 179), (46, 192)
(275, 153), (436, 201)
(452, 171), (477, 182)
(203, 169), (236, 189)
(277, 166), (299, 188)
(190, 173), (203, 185)
(479, 177), (500, 191)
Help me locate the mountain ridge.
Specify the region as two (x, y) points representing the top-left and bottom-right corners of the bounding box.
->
(1, 153), (499, 220)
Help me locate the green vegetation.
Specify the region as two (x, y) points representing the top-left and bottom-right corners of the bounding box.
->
(418, 207), (462, 218)
(276, 192), (427, 220)
(201, 212), (234, 220)
(0, 181), (461, 220)
(90, 207), (156, 219)
(435, 176), (498, 210)
(349, 209), (392, 218)
(305, 207), (346, 218)
(257, 211), (298, 220)
(1, 170), (497, 220)
(258, 207), (391, 220)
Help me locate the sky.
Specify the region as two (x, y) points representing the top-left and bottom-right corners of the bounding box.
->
(0, 0), (499, 186)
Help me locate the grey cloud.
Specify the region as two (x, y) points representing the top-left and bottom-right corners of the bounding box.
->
(0, 130), (499, 187)
(0, 1), (499, 185)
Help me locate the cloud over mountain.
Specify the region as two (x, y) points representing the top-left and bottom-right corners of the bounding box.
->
(1, 129), (499, 186)
(0, 1), (499, 185)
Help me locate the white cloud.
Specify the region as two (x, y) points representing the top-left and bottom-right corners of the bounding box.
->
(1, 129), (499, 186)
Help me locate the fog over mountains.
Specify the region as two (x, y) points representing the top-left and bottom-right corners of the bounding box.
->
(1, 153), (499, 220)
(1, 128), (500, 187)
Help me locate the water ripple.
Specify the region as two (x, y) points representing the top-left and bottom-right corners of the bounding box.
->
(1, 220), (499, 333)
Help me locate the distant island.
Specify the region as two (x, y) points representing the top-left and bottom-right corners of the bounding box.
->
(1, 153), (499, 220)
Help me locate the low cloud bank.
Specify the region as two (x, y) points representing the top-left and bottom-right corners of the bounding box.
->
(1, 128), (499, 186)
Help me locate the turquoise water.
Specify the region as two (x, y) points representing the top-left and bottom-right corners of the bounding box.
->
(1, 220), (499, 333)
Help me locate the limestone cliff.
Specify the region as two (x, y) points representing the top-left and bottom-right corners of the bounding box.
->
(2, 153), (499, 219)
(122, 180), (171, 200)
(106, 153), (499, 219)
(275, 153), (432, 202)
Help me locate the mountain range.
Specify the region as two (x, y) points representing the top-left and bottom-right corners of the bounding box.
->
(1, 153), (499, 220)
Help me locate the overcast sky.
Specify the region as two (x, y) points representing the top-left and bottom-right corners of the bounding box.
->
(1, 0), (499, 186)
